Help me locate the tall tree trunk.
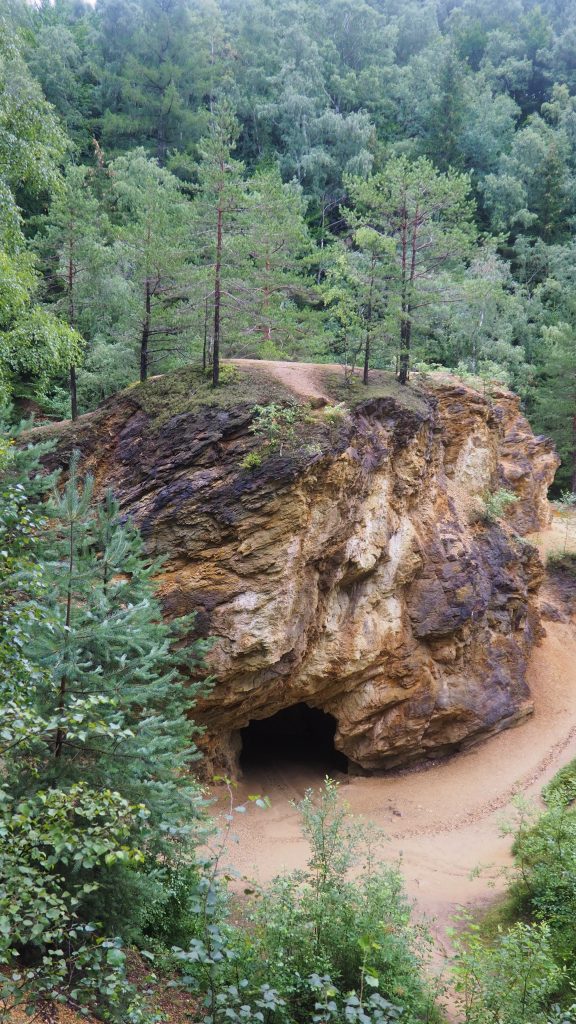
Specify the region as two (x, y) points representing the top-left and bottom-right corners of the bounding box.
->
(70, 365), (78, 420)
(213, 201), (223, 388)
(398, 201), (419, 386)
(363, 261), (376, 386)
(202, 296), (209, 372)
(140, 279), (151, 382)
(68, 249), (78, 420)
(398, 310), (411, 385)
(572, 412), (576, 494)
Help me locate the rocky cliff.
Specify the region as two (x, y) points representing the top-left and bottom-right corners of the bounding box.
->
(37, 363), (559, 774)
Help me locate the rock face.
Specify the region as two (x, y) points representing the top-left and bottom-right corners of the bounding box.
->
(40, 368), (559, 773)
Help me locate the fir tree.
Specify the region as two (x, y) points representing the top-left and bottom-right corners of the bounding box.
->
(24, 453), (209, 844)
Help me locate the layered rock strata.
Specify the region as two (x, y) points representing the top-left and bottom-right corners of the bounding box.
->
(40, 369), (559, 773)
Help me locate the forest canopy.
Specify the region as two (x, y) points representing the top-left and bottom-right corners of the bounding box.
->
(1, 0), (575, 483)
(2, 2), (576, 1020)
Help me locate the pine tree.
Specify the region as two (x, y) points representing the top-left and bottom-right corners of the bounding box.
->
(111, 149), (194, 381)
(347, 157), (477, 384)
(0, 436), (148, 1019)
(239, 168), (316, 357)
(534, 323), (576, 492)
(191, 103), (248, 386)
(35, 165), (108, 419)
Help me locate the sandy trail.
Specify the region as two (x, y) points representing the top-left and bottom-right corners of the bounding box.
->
(211, 511), (576, 1002)
(229, 358), (343, 402)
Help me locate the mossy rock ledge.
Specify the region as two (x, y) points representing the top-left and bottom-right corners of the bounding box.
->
(31, 363), (560, 775)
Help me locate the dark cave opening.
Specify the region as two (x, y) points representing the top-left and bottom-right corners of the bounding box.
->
(239, 703), (348, 774)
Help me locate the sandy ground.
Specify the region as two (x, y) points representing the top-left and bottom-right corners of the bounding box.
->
(211, 509), (576, 1013)
(229, 358), (343, 402)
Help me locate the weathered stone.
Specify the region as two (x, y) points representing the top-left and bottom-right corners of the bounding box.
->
(35, 369), (559, 774)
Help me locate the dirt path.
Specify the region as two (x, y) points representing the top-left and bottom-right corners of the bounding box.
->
(229, 358), (342, 402)
(212, 511), (576, 1007)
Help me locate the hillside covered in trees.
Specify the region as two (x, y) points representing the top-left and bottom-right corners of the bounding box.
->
(1, 0), (576, 485)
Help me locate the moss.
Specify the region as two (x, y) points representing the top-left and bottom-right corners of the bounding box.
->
(132, 364), (299, 428)
(319, 368), (431, 418)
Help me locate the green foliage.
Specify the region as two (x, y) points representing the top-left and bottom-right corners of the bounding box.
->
(175, 780), (436, 1024)
(451, 920), (561, 1024)
(346, 157), (477, 382)
(322, 402), (349, 425)
(543, 759), (576, 808)
(491, 766), (576, 1001)
(110, 148), (195, 382)
(0, 431), (209, 1018)
(250, 402), (307, 454)
(240, 450), (264, 471)
(532, 323), (576, 492)
(546, 550), (576, 575)
(481, 488), (519, 524)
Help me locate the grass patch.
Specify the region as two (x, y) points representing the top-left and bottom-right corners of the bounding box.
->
(319, 368), (431, 417)
(546, 549), (576, 576)
(475, 894), (529, 943)
(131, 364), (300, 428)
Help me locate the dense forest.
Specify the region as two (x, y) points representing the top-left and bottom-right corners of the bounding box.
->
(1, 0), (576, 484)
(2, 0), (576, 1021)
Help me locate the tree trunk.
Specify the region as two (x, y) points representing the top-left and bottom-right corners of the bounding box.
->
(68, 249), (78, 420)
(398, 201), (419, 386)
(140, 279), (151, 382)
(70, 364), (78, 420)
(572, 413), (576, 494)
(363, 263), (375, 386)
(398, 197), (409, 385)
(213, 202), (223, 388)
(202, 296), (209, 372)
(398, 310), (411, 385)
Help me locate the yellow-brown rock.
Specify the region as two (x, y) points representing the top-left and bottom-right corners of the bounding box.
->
(37, 365), (559, 774)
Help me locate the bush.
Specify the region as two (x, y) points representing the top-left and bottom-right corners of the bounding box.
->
(175, 780), (437, 1024)
(240, 450), (264, 471)
(509, 796), (576, 961)
(322, 402), (349, 425)
(481, 488), (518, 524)
(250, 401), (305, 454)
(451, 920), (561, 1024)
(547, 550), (576, 576)
(543, 760), (576, 808)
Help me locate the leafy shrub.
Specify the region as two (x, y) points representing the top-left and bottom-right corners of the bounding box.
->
(240, 450), (264, 471)
(250, 401), (305, 454)
(543, 760), (576, 808)
(322, 402), (349, 425)
(451, 920), (561, 1024)
(509, 796), (576, 961)
(546, 550), (576, 576)
(0, 784), (151, 1021)
(481, 488), (518, 524)
(175, 780), (437, 1024)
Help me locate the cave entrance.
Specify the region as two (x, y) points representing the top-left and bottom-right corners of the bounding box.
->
(240, 703), (348, 775)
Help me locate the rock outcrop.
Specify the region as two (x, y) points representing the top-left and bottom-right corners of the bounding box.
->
(38, 365), (559, 773)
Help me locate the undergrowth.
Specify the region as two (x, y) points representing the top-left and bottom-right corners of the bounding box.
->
(170, 779), (440, 1024)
